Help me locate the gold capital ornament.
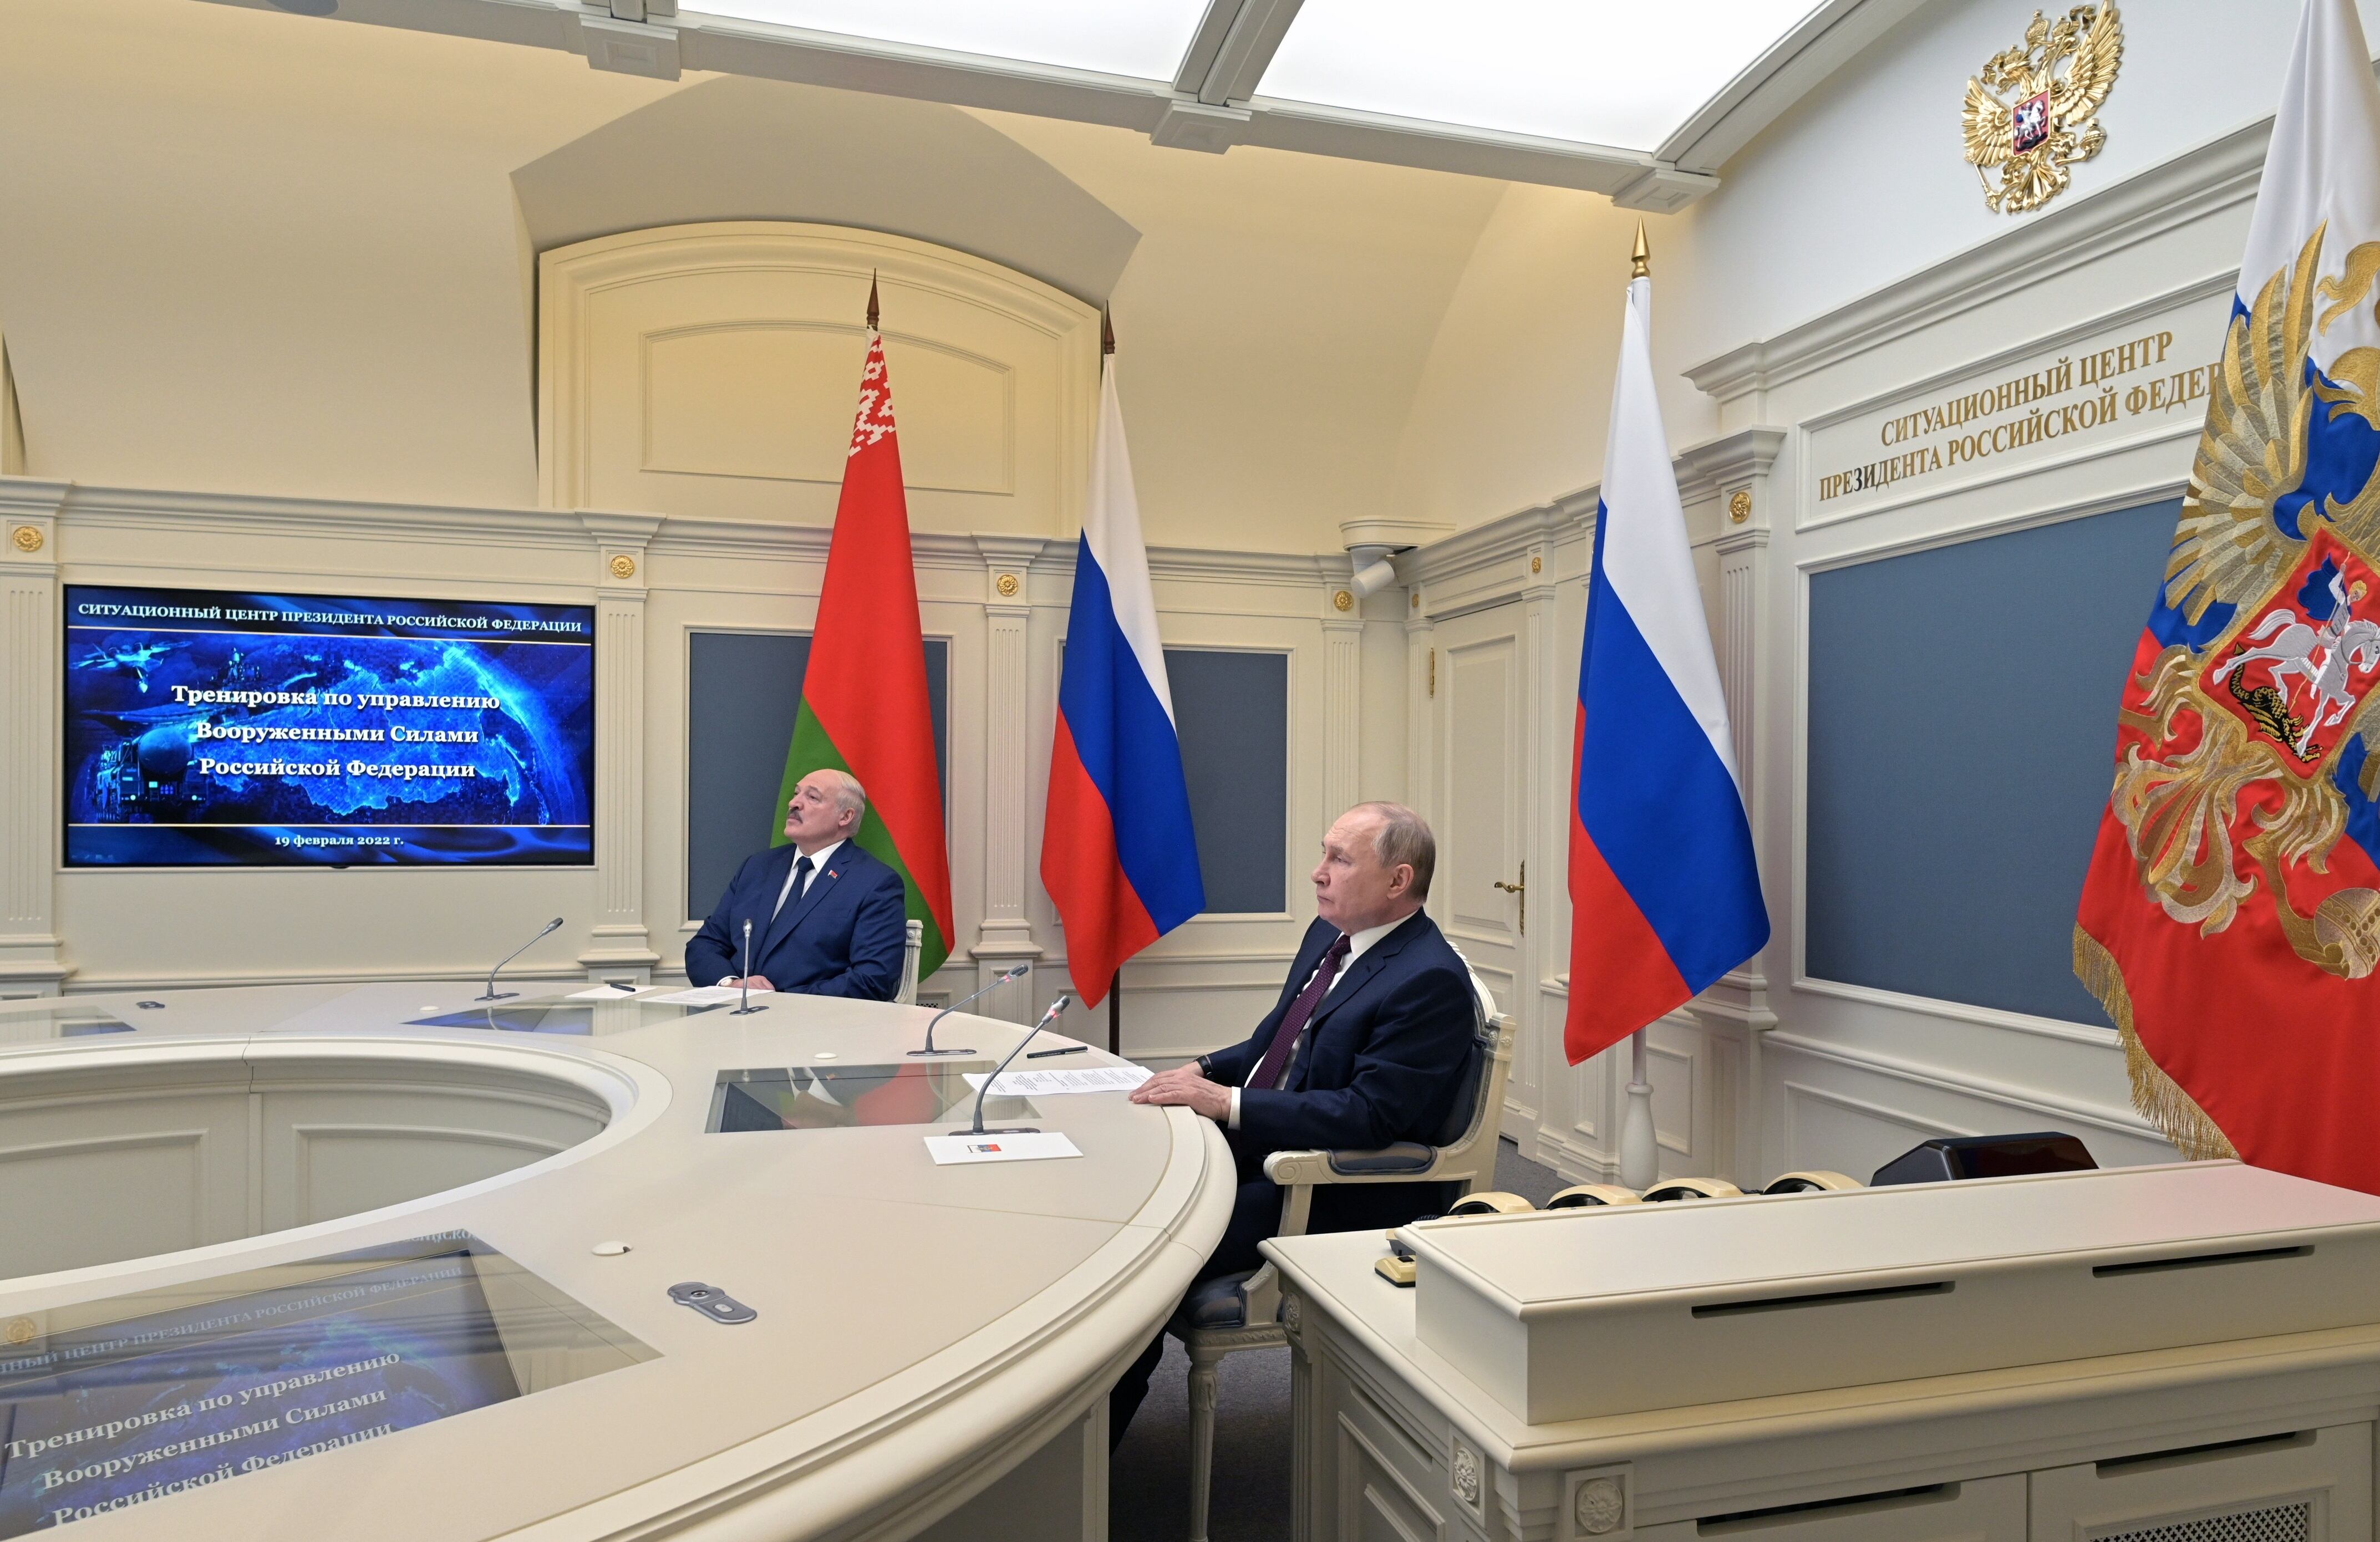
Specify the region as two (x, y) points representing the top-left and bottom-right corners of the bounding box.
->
(1963, 3), (2122, 215)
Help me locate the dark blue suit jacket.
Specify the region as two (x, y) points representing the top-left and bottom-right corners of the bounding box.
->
(1203, 910), (1476, 1157)
(684, 841), (908, 999)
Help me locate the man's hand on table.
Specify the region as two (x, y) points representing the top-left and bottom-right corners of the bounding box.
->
(1130, 1062), (1230, 1121)
(720, 975), (776, 993)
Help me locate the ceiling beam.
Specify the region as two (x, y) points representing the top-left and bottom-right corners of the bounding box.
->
(1182, 0), (1306, 106)
(188, 0), (1751, 204)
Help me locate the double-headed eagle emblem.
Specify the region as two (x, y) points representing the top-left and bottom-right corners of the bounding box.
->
(1963, 3), (2123, 214)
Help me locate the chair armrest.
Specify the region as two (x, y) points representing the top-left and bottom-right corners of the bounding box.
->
(1265, 1144), (1474, 1186)
(1263, 1149), (1332, 1187)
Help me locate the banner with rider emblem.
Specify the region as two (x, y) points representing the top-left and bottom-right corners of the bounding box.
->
(2076, 0), (2380, 1189)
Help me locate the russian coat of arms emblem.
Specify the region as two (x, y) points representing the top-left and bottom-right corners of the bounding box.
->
(1962, 3), (2123, 213)
(2109, 227), (2380, 981)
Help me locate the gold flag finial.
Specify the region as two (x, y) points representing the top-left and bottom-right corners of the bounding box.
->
(1630, 222), (1650, 279)
(866, 271), (880, 330)
(1101, 310), (1115, 357)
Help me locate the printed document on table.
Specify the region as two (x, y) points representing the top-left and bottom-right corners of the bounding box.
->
(962, 1065), (1153, 1097)
(649, 985), (748, 1005)
(564, 984), (651, 1000)
(923, 1132), (1083, 1166)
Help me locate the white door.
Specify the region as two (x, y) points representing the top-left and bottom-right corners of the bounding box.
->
(1430, 603), (1534, 1143)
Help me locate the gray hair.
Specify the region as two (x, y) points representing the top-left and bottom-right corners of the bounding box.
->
(1352, 801), (1435, 900)
(808, 768), (868, 821)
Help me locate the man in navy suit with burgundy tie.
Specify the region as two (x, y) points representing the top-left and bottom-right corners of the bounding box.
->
(1110, 801), (1478, 1441)
(684, 769), (908, 999)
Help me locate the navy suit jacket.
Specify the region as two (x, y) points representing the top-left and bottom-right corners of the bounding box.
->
(684, 841), (908, 999)
(1203, 910), (1476, 1157)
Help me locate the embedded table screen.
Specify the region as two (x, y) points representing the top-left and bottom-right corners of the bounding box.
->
(708, 1062), (1019, 1131)
(0, 1234), (650, 1536)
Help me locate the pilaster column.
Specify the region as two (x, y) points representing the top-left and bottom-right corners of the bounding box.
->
(1402, 590), (1436, 828)
(577, 511), (664, 978)
(0, 479), (70, 996)
(971, 535), (1048, 1021)
(1320, 583), (1362, 817)
(1672, 428), (1784, 1183)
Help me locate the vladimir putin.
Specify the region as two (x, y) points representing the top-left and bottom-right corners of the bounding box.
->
(685, 769), (908, 999)
(1111, 801), (1478, 1439)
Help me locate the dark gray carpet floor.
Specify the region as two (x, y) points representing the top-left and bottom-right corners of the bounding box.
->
(1108, 1137), (1562, 1540)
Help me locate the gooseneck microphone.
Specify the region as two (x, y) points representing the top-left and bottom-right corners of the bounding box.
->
(951, 994), (1072, 1137)
(479, 917), (563, 1002)
(908, 963), (1030, 1057)
(731, 918), (767, 1016)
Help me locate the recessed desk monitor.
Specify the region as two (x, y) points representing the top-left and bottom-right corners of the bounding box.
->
(0, 1234), (651, 1539)
(404, 997), (726, 1036)
(708, 1062), (1024, 1132)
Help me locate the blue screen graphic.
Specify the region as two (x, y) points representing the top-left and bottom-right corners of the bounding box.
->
(0, 1244), (523, 1537)
(63, 586), (594, 867)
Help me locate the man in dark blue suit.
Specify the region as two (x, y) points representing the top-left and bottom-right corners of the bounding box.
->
(685, 769), (908, 999)
(1111, 801), (1477, 1439)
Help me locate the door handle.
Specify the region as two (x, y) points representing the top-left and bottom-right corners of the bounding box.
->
(1493, 862), (1525, 934)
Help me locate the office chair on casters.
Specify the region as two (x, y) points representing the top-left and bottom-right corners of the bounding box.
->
(1172, 963), (1514, 1542)
(896, 919), (923, 1006)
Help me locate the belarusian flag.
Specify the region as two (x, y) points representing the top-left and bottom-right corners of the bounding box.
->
(776, 317), (955, 979)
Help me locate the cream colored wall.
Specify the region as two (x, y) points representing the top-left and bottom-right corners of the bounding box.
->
(0, 0), (677, 506)
(963, 111), (1507, 553)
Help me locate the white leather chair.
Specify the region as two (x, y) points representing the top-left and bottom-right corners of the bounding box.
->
(1172, 964), (1513, 1542)
(896, 919), (923, 1006)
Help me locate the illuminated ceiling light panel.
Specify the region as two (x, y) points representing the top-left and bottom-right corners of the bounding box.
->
(1256, 0), (1829, 150)
(685, 0), (1213, 80)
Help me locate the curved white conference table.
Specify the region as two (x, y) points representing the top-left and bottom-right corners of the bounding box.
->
(0, 982), (1235, 1542)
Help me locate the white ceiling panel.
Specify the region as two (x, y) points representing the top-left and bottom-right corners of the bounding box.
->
(1254, 0), (1829, 150)
(689, 0), (1213, 80)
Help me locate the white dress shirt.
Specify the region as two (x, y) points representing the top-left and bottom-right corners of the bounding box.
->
(1227, 914), (1406, 1129)
(769, 838), (846, 921)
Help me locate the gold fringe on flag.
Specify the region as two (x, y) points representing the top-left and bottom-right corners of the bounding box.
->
(2072, 925), (2238, 1162)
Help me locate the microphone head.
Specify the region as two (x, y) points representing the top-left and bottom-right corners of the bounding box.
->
(1004, 964), (1030, 982)
(545, 917), (565, 932)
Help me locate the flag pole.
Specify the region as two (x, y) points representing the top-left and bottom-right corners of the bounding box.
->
(1102, 308), (1122, 1061)
(1615, 221), (1661, 1193)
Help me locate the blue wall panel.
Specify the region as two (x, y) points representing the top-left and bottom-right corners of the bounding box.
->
(1164, 648), (1289, 915)
(1804, 500), (2180, 1026)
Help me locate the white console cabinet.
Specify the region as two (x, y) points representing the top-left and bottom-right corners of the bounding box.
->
(1265, 1164), (2380, 1542)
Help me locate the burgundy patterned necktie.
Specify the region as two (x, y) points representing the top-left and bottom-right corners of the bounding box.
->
(1249, 933), (1352, 1092)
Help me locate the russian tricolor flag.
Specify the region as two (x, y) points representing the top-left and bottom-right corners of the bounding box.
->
(1566, 263), (1769, 1064)
(1041, 352), (1204, 1008)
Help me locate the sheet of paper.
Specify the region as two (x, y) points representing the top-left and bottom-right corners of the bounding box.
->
(923, 1131), (1084, 1166)
(563, 984), (651, 1001)
(648, 985), (749, 1005)
(962, 1064), (1153, 1098)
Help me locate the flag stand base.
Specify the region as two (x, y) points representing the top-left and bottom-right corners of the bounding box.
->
(1618, 1030), (1657, 1190)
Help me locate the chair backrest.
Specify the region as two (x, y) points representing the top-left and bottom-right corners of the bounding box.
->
(1431, 954), (1518, 1185)
(1431, 961), (1502, 1144)
(897, 919), (923, 1005)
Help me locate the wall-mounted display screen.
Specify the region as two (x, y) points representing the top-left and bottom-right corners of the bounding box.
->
(63, 586), (594, 867)
(0, 1233), (652, 1537)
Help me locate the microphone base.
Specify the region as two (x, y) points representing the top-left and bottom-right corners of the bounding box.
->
(948, 1126), (1040, 1136)
(906, 1046), (975, 1057)
(729, 1003), (770, 1016)
(475, 991), (518, 1002)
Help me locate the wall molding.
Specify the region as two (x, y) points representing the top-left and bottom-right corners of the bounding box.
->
(1792, 975), (2122, 1050)
(1764, 1030), (2158, 1142)
(1685, 119), (2267, 405)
